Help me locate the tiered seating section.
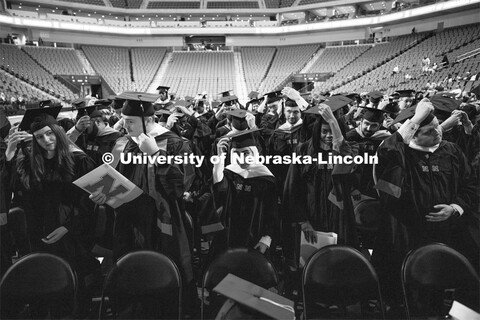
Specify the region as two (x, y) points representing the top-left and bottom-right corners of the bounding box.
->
(206, 1), (259, 9)
(333, 24), (480, 95)
(110, 0), (143, 8)
(162, 51), (236, 98)
(131, 47), (167, 92)
(82, 46), (131, 94)
(279, 0), (296, 8)
(315, 34), (419, 93)
(299, 0), (327, 6)
(264, 0), (279, 8)
(261, 44), (320, 93)
(0, 44), (75, 100)
(241, 47), (276, 91)
(307, 45), (371, 73)
(21, 47), (85, 75)
(0, 69), (54, 103)
(147, 1), (201, 9)
(63, 0), (105, 5)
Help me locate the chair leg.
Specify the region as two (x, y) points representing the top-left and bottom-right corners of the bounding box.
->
(401, 283), (411, 320)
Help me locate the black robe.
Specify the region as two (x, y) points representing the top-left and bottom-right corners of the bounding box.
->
(211, 169), (278, 258)
(113, 129), (195, 284)
(10, 150), (98, 276)
(372, 132), (480, 297)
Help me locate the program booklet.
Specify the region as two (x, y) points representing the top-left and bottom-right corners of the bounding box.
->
(73, 163), (143, 209)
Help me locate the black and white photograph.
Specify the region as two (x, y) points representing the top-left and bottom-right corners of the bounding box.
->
(0, 0), (479, 319)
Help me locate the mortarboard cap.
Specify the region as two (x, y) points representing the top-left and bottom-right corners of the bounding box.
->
(226, 109), (248, 130)
(94, 99), (112, 109)
(305, 96), (353, 114)
(394, 90), (416, 98)
(359, 106), (388, 123)
(429, 94), (461, 121)
(39, 100), (52, 108)
(19, 105), (62, 132)
(219, 90), (233, 98)
(111, 97), (125, 110)
(72, 98), (86, 109)
(368, 91), (384, 101)
(300, 92), (312, 101)
(220, 95), (239, 104)
(156, 86), (170, 92)
(213, 274), (295, 320)
(391, 104), (435, 127)
(248, 91), (259, 100)
(75, 104), (97, 119)
(346, 93), (361, 102)
(264, 91), (284, 104)
(229, 128), (261, 149)
(470, 83), (480, 97)
(212, 101), (221, 109)
(118, 92), (159, 117)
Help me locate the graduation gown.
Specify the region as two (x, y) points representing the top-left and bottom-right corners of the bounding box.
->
(10, 150), (98, 276)
(266, 123), (303, 199)
(372, 132), (480, 294)
(85, 128), (122, 167)
(346, 128), (391, 198)
(211, 168), (278, 257)
(112, 125), (195, 283)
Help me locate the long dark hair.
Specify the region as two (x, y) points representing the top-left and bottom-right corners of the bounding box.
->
(17, 124), (76, 190)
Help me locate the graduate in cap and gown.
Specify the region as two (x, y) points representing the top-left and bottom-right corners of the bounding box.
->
(4, 106), (99, 317)
(283, 97), (359, 267)
(211, 128), (278, 259)
(89, 93), (198, 315)
(372, 98), (479, 306)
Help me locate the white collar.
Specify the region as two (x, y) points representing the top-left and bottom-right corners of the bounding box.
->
(408, 140), (440, 153)
(278, 118), (303, 131)
(131, 123), (169, 143)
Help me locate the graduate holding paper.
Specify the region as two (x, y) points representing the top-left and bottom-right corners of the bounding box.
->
(212, 128), (278, 258)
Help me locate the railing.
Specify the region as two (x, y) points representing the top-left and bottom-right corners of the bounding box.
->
(455, 47), (480, 63)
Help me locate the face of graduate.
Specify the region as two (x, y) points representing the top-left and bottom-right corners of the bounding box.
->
(123, 115), (152, 137)
(159, 91), (168, 101)
(361, 119), (381, 137)
(232, 147), (254, 170)
(285, 107), (301, 125)
(414, 117), (442, 147)
(196, 103), (205, 114)
(34, 126), (57, 157)
(320, 123), (333, 145)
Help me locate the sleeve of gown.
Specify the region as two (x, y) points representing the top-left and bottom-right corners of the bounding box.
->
(452, 144), (479, 221)
(283, 145), (308, 224)
(64, 152), (97, 236)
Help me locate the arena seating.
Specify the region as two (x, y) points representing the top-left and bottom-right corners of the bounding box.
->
(314, 33), (422, 93)
(82, 46), (131, 94)
(279, 0), (296, 8)
(206, 1), (259, 9)
(0, 44), (75, 100)
(131, 47), (167, 92)
(22, 46), (85, 76)
(264, 0), (279, 8)
(162, 51), (236, 98)
(332, 24), (480, 95)
(307, 45), (371, 73)
(110, 0), (143, 8)
(260, 44), (320, 93)
(147, 1), (201, 9)
(299, 0), (328, 6)
(60, 0), (106, 6)
(0, 69), (55, 103)
(241, 47), (276, 92)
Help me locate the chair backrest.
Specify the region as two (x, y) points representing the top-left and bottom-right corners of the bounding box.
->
(302, 245), (384, 315)
(100, 250), (182, 319)
(0, 252), (76, 317)
(203, 248), (279, 291)
(402, 243), (480, 291)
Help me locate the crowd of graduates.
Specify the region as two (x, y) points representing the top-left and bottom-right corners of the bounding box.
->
(0, 81), (479, 318)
